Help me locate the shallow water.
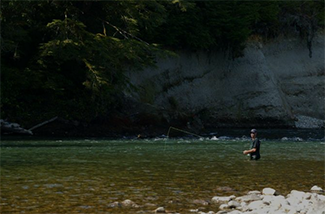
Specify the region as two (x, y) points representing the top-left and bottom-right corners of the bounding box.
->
(0, 138), (325, 213)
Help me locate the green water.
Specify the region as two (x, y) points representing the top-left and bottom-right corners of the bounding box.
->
(0, 138), (325, 213)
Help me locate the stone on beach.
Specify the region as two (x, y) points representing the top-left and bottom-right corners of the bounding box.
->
(235, 194), (261, 203)
(227, 200), (241, 208)
(211, 186), (324, 214)
(262, 187), (277, 195)
(211, 195), (235, 204)
(154, 206), (166, 213)
(311, 185), (324, 193)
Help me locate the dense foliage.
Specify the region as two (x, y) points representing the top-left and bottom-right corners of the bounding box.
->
(1, 1), (324, 126)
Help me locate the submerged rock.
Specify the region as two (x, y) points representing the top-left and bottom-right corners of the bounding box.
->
(121, 199), (139, 208)
(192, 199), (210, 206)
(108, 199), (140, 208)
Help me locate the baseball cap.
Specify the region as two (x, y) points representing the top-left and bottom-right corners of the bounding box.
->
(250, 129), (257, 133)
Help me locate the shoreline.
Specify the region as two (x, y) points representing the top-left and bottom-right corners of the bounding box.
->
(1, 126), (325, 141)
(1, 114), (325, 139)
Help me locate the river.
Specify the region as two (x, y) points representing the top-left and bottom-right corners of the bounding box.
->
(0, 132), (325, 213)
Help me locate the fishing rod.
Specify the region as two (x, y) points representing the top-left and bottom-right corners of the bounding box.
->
(165, 126), (246, 155)
(166, 126), (203, 138)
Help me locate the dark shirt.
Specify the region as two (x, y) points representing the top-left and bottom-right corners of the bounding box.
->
(250, 138), (261, 160)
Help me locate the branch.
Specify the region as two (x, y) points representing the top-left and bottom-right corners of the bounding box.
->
(100, 18), (150, 46)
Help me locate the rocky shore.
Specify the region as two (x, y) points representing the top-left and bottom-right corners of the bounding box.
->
(109, 186), (325, 214)
(207, 186), (325, 214)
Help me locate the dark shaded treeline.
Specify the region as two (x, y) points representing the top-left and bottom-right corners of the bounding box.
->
(1, 1), (324, 134)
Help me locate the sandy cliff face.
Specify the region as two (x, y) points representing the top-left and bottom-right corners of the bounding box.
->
(126, 34), (325, 128)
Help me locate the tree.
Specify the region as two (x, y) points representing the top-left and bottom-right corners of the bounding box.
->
(1, 1), (168, 125)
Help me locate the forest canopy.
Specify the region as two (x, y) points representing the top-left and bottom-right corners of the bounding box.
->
(1, 1), (325, 126)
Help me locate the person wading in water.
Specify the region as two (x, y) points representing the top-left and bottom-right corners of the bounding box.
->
(243, 129), (261, 160)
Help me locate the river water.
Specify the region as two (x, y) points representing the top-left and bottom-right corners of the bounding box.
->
(0, 133), (325, 214)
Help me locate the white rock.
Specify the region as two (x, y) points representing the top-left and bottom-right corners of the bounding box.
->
(297, 199), (312, 212)
(219, 203), (229, 210)
(281, 203), (294, 213)
(309, 193), (325, 211)
(270, 197), (288, 210)
(261, 196), (271, 205)
(239, 202), (248, 212)
(227, 210), (242, 214)
(154, 207), (165, 213)
(228, 200), (241, 208)
(235, 194), (261, 202)
(287, 208), (299, 214)
(216, 211), (228, 214)
(262, 188), (277, 195)
(212, 196), (233, 204)
(304, 192), (312, 200)
(287, 190), (306, 204)
(272, 210), (287, 214)
(248, 190), (261, 195)
(247, 200), (266, 211)
(317, 194), (325, 201)
(311, 185), (323, 192)
(121, 199), (139, 208)
(306, 206), (325, 214)
(286, 197), (300, 206)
